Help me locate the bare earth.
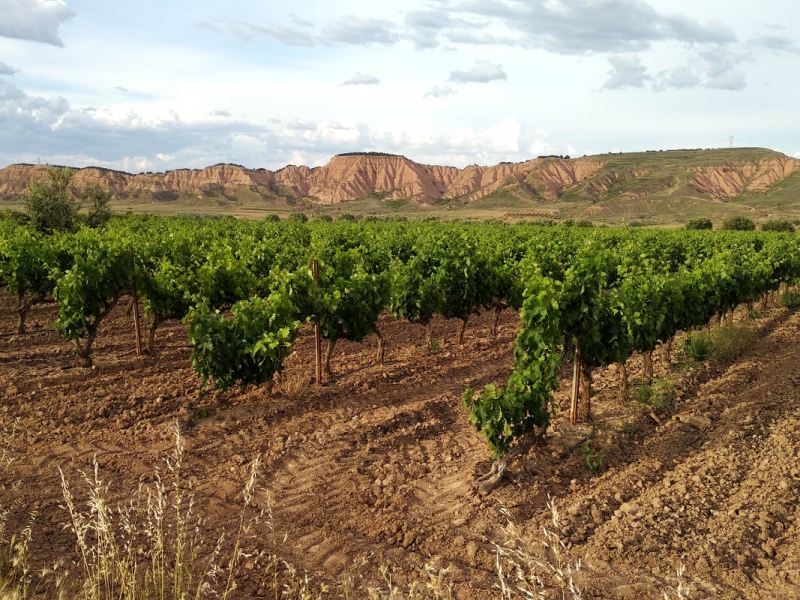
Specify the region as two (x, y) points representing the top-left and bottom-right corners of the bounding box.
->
(1, 289), (799, 599)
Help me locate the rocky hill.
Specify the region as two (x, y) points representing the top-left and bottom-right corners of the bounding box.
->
(1, 149), (798, 224)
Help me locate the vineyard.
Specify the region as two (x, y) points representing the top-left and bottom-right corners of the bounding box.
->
(0, 216), (800, 596)
(2, 215), (800, 468)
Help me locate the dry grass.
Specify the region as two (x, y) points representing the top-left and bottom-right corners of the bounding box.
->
(493, 499), (584, 600)
(0, 423), (696, 599)
(56, 423), (264, 600)
(396, 343), (425, 362)
(277, 369), (313, 402)
(0, 419), (46, 600)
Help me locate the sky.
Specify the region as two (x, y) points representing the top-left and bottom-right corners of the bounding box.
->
(0, 0), (799, 172)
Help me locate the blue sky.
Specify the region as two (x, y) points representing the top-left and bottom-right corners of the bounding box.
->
(1, 0), (798, 171)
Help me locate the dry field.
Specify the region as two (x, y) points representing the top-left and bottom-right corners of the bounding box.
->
(2, 289), (800, 598)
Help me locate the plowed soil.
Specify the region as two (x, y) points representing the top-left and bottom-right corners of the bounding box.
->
(2, 289), (800, 599)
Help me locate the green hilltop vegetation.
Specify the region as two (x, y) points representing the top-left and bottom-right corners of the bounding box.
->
(467, 148), (800, 227)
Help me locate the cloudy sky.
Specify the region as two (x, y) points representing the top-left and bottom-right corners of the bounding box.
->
(1, 0), (798, 172)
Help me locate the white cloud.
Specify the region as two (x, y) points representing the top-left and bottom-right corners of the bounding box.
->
(0, 0), (75, 46)
(567, 145), (577, 157)
(449, 60), (507, 83)
(321, 16), (399, 45)
(603, 55), (650, 90)
(528, 139), (556, 156)
(0, 79), (538, 170)
(794, 151), (800, 159)
(0, 61), (18, 75)
(652, 48), (748, 92)
(286, 119), (317, 131)
(423, 85), (455, 98)
(342, 72), (381, 86)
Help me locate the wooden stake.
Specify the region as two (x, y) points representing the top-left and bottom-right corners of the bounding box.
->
(128, 246), (142, 358)
(313, 259), (322, 386)
(570, 338), (582, 425)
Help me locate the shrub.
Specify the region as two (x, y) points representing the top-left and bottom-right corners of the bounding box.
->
(710, 323), (755, 361)
(313, 213), (333, 222)
(761, 219), (795, 233)
(721, 215), (755, 231)
(686, 218), (713, 230)
(780, 291), (800, 311)
(685, 331), (713, 361)
(264, 213), (280, 222)
(633, 377), (675, 412)
(338, 213), (357, 222)
(575, 220), (594, 228)
(287, 212), (308, 223)
(81, 182), (112, 228)
(0, 208), (30, 226)
(23, 167), (80, 233)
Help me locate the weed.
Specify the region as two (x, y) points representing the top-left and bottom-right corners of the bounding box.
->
(56, 423), (262, 600)
(684, 331), (713, 362)
(781, 291), (800, 311)
(632, 377), (675, 412)
(581, 439), (604, 476)
(429, 338), (441, 354)
(633, 383), (653, 405)
(616, 421), (638, 439)
(494, 499), (584, 599)
(709, 323), (755, 362)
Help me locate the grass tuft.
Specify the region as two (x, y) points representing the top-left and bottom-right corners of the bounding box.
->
(708, 323), (756, 362)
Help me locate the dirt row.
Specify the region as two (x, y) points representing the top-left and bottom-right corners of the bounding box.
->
(1, 289), (799, 598)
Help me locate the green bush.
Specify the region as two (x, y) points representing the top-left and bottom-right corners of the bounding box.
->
(686, 218), (713, 230)
(632, 378), (675, 412)
(314, 214), (333, 222)
(23, 167), (80, 233)
(633, 382), (653, 404)
(710, 323), (755, 362)
(287, 212), (308, 223)
(685, 324), (755, 363)
(338, 213), (357, 222)
(81, 182), (112, 228)
(575, 220), (594, 228)
(761, 219), (795, 233)
(781, 291), (800, 311)
(721, 215), (755, 231)
(0, 208), (30, 226)
(685, 331), (713, 361)
(264, 213), (280, 222)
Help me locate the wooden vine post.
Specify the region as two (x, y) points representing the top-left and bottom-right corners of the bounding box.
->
(128, 245), (142, 357)
(313, 259), (322, 385)
(570, 338), (583, 424)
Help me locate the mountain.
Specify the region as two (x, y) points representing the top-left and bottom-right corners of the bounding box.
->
(2, 148), (799, 225)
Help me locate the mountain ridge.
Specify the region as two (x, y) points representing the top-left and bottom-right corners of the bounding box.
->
(1, 149), (798, 224)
